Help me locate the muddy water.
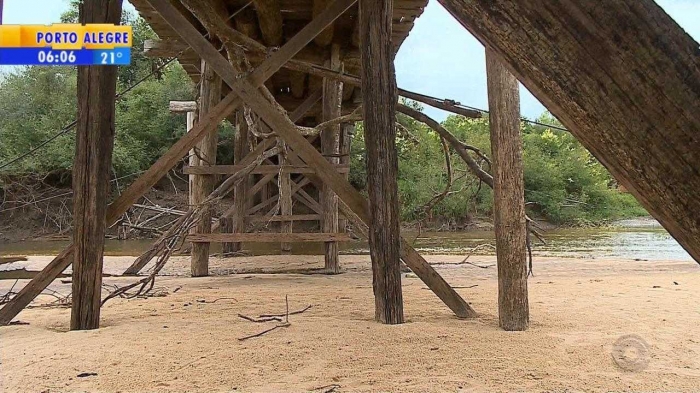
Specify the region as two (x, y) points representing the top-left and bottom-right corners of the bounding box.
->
(0, 218), (692, 262)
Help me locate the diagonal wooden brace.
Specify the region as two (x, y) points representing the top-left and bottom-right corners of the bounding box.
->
(0, 0), (358, 326)
(153, 0), (476, 318)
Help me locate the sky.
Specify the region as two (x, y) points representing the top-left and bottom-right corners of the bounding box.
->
(1, 0), (699, 121)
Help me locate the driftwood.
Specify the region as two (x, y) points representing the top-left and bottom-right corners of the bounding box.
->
(237, 296), (311, 341)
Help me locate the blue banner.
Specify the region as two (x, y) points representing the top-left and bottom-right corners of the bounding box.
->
(0, 47), (130, 66)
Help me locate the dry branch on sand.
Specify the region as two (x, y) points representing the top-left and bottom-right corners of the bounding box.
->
(104, 144), (282, 305)
(237, 296), (312, 341)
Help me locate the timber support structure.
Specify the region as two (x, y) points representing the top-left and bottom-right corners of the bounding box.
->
(70, 0), (123, 331)
(5, 0), (698, 332)
(486, 49), (529, 331)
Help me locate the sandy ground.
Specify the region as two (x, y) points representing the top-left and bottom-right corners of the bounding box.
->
(0, 254), (699, 392)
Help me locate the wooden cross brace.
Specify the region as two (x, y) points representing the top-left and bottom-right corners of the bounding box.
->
(0, 0), (360, 325)
(148, 0), (476, 318)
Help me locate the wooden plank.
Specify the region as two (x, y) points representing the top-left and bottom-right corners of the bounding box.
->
(321, 43), (342, 273)
(148, 0), (476, 319)
(437, 0), (700, 263)
(191, 59), (222, 277)
(188, 233), (352, 243)
(169, 100), (197, 113)
(0, 0), (346, 326)
(144, 38), (189, 57)
(359, 0), (404, 324)
(246, 214), (321, 222)
(486, 49), (529, 331)
(183, 164), (350, 175)
(70, 0), (123, 331)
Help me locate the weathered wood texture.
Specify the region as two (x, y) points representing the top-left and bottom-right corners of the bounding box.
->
(279, 153), (293, 253)
(359, 0), (404, 324)
(190, 60), (222, 277)
(0, 0), (338, 326)
(321, 44), (343, 273)
(70, 0), (122, 331)
(486, 50), (529, 332)
(253, 0), (283, 46)
(189, 232), (352, 242)
(438, 0), (700, 264)
(183, 164), (350, 175)
(169, 100), (197, 113)
(226, 110), (249, 253)
(131, 0), (428, 123)
(337, 123), (353, 232)
(142, 0), (476, 319)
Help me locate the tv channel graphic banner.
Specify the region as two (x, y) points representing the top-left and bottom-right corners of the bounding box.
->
(0, 24), (132, 66)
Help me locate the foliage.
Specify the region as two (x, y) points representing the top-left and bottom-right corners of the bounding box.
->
(0, 8), (646, 226)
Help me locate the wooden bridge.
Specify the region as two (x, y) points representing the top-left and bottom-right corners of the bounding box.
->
(0, 0), (698, 332)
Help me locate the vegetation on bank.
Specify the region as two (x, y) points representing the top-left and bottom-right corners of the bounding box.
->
(0, 10), (646, 228)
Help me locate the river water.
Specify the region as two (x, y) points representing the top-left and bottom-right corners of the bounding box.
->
(0, 218), (692, 262)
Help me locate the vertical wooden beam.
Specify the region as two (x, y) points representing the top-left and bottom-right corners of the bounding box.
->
(187, 111), (198, 203)
(279, 155), (293, 253)
(486, 49), (529, 331)
(70, 0), (122, 331)
(253, 0), (283, 46)
(338, 123), (353, 232)
(359, 0), (404, 324)
(225, 110), (249, 254)
(321, 44), (343, 273)
(191, 60), (222, 277)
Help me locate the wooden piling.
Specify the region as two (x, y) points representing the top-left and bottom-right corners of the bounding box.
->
(486, 49), (529, 331)
(321, 43), (343, 273)
(359, 0), (404, 324)
(190, 59), (221, 277)
(279, 148), (293, 253)
(337, 123), (353, 232)
(224, 110), (249, 254)
(70, 0), (122, 331)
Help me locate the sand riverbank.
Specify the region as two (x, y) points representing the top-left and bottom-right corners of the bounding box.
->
(1, 254), (699, 392)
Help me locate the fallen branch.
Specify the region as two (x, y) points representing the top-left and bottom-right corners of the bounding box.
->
(237, 296), (311, 341)
(109, 145), (281, 301)
(237, 323), (290, 341)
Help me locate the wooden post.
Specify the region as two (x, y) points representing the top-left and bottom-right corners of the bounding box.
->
(321, 43), (343, 273)
(70, 0), (122, 331)
(279, 155), (293, 253)
(187, 111), (197, 202)
(486, 49), (529, 331)
(359, 0), (404, 324)
(338, 123), (353, 232)
(224, 110), (249, 254)
(0, 1), (353, 326)
(190, 60), (221, 277)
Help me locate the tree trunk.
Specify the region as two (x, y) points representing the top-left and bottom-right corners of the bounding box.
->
(71, 0), (122, 331)
(321, 43), (343, 273)
(359, 0), (404, 324)
(438, 0), (700, 264)
(191, 59), (221, 277)
(486, 49), (529, 331)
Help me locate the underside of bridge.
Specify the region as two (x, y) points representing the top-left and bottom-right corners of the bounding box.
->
(0, 0), (698, 329)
